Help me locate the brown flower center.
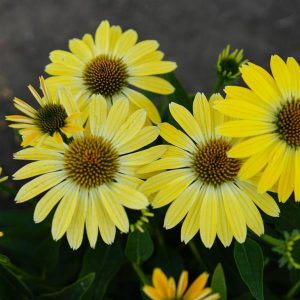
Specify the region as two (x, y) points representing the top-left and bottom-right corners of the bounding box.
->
(83, 55), (128, 97)
(193, 139), (241, 186)
(277, 99), (300, 147)
(64, 136), (119, 189)
(35, 104), (67, 135)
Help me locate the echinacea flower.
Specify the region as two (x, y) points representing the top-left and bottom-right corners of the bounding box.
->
(216, 45), (247, 83)
(45, 20), (177, 123)
(215, 55), (300, 202)
(6, 77), (83, 146)
(143, 268), (220, 300)
(139, 93), (279, 248)
(13, 97), (165, 249)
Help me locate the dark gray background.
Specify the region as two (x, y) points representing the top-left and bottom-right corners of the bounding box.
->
(0, 0), (299, 198)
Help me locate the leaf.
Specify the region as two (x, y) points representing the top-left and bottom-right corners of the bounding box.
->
(125, 229), (154, 264)
(0, 255), (33, 300)
(80, 238), (125, 300)
(163, 72), (192, 110)
(234, 239), (264, 300)
(211, 263), (227, 300)
(40, 273), (95, 300)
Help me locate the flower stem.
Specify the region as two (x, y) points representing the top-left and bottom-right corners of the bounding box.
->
(212, 77), (225, 94)
(188, 240), (206, 270)
(261, 234), (284, 248)
(286, 278), (300, 299)
(132, 263), (149, 285)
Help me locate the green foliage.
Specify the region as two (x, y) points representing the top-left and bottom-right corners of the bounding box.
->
(211, 263), (227, 300)
(234, 239), (264, 300)
(125, 230), (154, 264)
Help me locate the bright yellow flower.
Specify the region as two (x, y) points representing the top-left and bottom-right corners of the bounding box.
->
(45, 20), (176, 124)
(0, 167), (8, 183)
(214, 55), (300, 202)
(13, 97), (165, 250)
(6, 77), (83, 147)
(139, 93), (279, 247)
(143, 268), (220, 300)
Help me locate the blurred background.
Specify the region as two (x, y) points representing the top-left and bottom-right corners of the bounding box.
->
(0, 0), (299, 204)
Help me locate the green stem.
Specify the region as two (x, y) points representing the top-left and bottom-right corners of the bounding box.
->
(286, 278), (300, 299)
(188, 240), (206, 270)
(212, 77), (225, 94)
(0, 184), (17, 197)
(132, 263), (149, 285)
(261, 234), (284, 248)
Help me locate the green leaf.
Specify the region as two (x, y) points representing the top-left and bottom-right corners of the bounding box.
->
(234, 239), (264, 300)
(80, 238), (125, 300)
(125, 229), (154, 264)
(0, 255), (33, 300)
(163, 72), (192, 110)
(40, 273), (95, 300)
(211, 263), (227, 300)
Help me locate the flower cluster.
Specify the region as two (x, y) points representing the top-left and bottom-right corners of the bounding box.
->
(4, 19), (300, 299)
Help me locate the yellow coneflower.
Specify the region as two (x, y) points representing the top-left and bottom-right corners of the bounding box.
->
(6, 77), (83, 146)
(13, 97), (165, 250)
(139, 93), (279, 248)
(215, 55), (300, 202)
(45, 20), (177, 124)
(143, 268), (220, 300)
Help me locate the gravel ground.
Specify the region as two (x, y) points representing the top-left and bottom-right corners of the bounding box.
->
(0, 0), (299, 204)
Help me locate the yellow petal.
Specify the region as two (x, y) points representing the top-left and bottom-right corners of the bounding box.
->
(184, 272), (209, 300)
(193, 93), (212, 140)
(113, 29), (138, 57)
(85, 194), (99, 248)
(123, 40), (159, 65)
(123, 88), (161, 124)
(69, 38), (93, 63)
(128, 76), (174, 95)
(258, 142), (287, 193)
(91, 189), (116, 244)
(15, 171), (66, 203)
(51, 185), (79, 240)
(130, 61), (177, 76)
(34, 181), (69, 223)
(95, 20), (110, 54)
(218, 120), (276, 137)
(170, 102), (203, 144)
(111, 183), (148, 209)
(159, 122), (196, 152)
(152, 173), (195, 208)
(164, 181), (199, 229)
(199, 186), (217, 248)
(221, 183), (247, 243)
(278, 149), (295, 202)
(121, 145), (167, 166)
(286, 57), (300, 99)
(89, 95), (107, 136)
(99, 185), (129, 233)
(295, 150), (300, 201)
(66, 194), (87, 250)
(228, 134), (277, 158)
(177, 271), (189, 298)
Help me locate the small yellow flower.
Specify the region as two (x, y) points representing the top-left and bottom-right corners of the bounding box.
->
(13, 97), (164, 250)
(45, 20), (177, 124)
(130, 209), (154, 233)
(0, 232), (3, 238)
(214, 55), (300, 202)
(139, 93), (279, 248)
(143, 268), (220, 300)
(6, 77), (83, 146)
(217, 45), (247, 82)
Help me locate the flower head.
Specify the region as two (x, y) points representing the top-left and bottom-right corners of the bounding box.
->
(139, 93), (279, 248)
(143, 268), (219, 300)
(216, 45), (247, 82)
(214, 55), (300, 202)
(13, 97), (165, 249)
(45, 20), (177, 123)
(6, 77), (83, 146)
